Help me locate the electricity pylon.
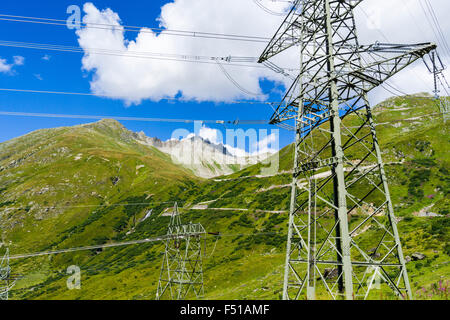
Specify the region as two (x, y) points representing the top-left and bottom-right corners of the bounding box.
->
(1, 249), (18, 300)
(259, 0), (436, 300)
(424, 50), (449, 122)
(156, 203), (206, 300)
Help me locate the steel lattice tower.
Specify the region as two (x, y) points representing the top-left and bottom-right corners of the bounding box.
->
(258, 0), (436, 300)
(424, 50), (449, 122)
(156, 203), (206, 300)
(0, 249), (17, 300)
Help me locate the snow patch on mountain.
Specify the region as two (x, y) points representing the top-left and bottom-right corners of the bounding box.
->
(132, 131), (274, 178)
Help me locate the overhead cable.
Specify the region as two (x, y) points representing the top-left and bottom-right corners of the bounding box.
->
(0, 110), (269, 125)
(0, 13), (270, 43)
(0, 87), (285, 106)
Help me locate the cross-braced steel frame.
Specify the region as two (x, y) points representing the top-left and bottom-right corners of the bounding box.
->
(156, 203), (206, 300)
(424, 50), (449, 122)
(438, 97), (449, 122)
(259, 0), (436, 300)
(1, 249), (18, 300)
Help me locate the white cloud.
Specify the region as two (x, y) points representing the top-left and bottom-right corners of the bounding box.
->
(75, 1), (293, 105)
(34, 74), (43, 81)
(357, 0), (450, 104)
(252, 132), (278, 156)
(225, 145), (249, 158)
(176, 124), (278, 157)
(198, 126), (221, 144)
(180, 125), (244, 155)
(75, 0), (450, 106)
(225, 131), (278, 157)
(0, 56), (25, 74)
(180, 126), (222, 145)
(0, 58), (11, 73)
(42, 54), (51, 61)
(13, 56), (25, 66)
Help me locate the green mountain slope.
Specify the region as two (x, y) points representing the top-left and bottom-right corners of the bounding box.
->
(0, 119), (199, 256)
(1, 95), (449, 300)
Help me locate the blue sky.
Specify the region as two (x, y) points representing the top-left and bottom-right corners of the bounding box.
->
(0, 0), (447, 150)
(0, 0), (292, 152)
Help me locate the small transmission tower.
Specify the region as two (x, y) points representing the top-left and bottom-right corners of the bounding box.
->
(1, 249), (18, 300)
(156, 203), (206, 300)
(424, 50), (449, 122)
(259, 0), (436, 300)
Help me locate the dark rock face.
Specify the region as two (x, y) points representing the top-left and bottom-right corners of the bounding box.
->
(323, 268), (338, 279)
(111, 176), (120, 185)
(370, 252), (381, 259)
(368, 247), (381, 259)
(411, 253), (426, 261)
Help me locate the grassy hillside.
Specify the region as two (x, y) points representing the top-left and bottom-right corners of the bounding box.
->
(0, 119), (200, 296)
(0, 95), (449, 300)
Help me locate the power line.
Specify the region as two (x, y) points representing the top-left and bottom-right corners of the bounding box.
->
(0, 40), (297, 100)
(0, 87), (131, 98)
(439, 74), (450, 93)
(0, 39), (302, 84)
(3, 201), (185, 212)
(358, 6), (433, 92)
(400, 0), (450, 81)
(437, 74), (450, 96)
(401, 0), (428, 38)
(379, 85), (447, 115)
(0, 40), (272, 69)
(0, 111), (269, 125)
(0, 38), (298, 104)
(357, 7), (389, 42)
(422, 0), (450, 57)
(382, 81), (411, 97)
(418, 0), (450, 63)
(0, 12), (346, 54)
(253, 0), (289, 16)
(0, 39), (300, 79)
(379, 82), (441, 101)
(402, 0), (450, 87)
(9, 237), (168, 260)
(0, 13), (271, 43)
(216, 61), (267, 97)
(0, 88), (285, 107)
(8, 230), (284, 261)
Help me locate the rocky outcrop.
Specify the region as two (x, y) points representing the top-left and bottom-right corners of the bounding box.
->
(322, 268), (338, 280)
(412, 253), (426, 261)
(135, 132), (272, 178)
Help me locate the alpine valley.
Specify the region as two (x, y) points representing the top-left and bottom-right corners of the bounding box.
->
(0, 94), (448, 300)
